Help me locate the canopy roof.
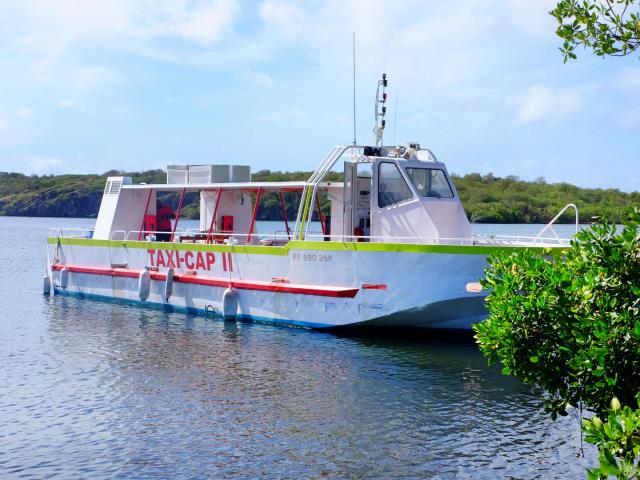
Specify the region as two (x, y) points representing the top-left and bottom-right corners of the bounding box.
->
(122, 181), (343, 192)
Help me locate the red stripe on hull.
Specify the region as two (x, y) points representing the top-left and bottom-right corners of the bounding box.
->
(362, 283), (388, 290)
(51, 264), (359, 298)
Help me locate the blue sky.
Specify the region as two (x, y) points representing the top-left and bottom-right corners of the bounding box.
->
(0, 0), (638, 191)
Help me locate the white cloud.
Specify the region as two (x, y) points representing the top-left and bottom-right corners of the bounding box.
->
(506, 0), (557, 39)
(506, 84), (584, 125)
(16, 107), (33, 118)
(0, 112), (7, 130)
(257, 111), (281, 122)
(39, 66), (124, 111)
(257, 105), (309, 126)
(614, 67), (640, 92)
(288, 106), (309, 125)
(57, 98), (78, 109)
(56, 98), (77, 108)
(260, 0), (499, 97)
(25, 156), (65, 174)
(2, 0), (535, 87)
(71, 65), (123, 93)
(8, 0), (240, 69)
(618, 106), (640, 129)
(144, 0), (239, 45)
(259, 0), (304, 36)
(239, 68), (273, 89)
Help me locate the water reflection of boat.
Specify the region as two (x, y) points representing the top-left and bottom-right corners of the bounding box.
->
(46, 296), (529, 401)
(42, 294), (592, 478)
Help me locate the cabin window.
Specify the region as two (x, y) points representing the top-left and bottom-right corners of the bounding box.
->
(378, 162), (413, 208)
(405, 168), (454, 198)
(357, 162), (372, 178)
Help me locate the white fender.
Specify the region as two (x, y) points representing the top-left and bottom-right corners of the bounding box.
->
(138, 269), (151, 302)
(164, 267), (174, 302)
(43, 274), (51, 295)
(59, 266), (68, 289)
(222, 287), (238, 321)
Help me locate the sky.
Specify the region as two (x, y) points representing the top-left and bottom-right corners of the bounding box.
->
(0, 0), (638, 192)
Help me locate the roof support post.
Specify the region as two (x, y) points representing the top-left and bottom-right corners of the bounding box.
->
(247, 187), (263, 244)
(304, 184), (320, 240)
(279, 191), (290, 239)
(315, 194), (326, 237)
(137, 188), (153, 241)
(205, 188), (223, 244)
(297, 186), (313, 240)
(170, 188), (186, 243)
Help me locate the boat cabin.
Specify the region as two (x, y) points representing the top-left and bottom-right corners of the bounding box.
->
(92, 144), (472, 246)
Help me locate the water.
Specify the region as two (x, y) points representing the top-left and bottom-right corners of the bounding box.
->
(0, 217), (596, 478)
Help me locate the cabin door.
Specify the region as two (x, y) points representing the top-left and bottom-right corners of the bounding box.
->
(343, 161), (372, 239)
(343, 161), (355, 239)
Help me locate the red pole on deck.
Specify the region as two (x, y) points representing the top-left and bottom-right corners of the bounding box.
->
(206, 188), (223, 244)
(315, 195), (326, 236)
(170, 188), (186, 243)
(247, 187), (263, 244)
(279, 191), (290, 239)
(138, 188), (153, 241)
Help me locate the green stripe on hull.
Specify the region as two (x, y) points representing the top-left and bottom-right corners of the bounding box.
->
(285, 241), (566, 255)
(48, 237), (567, 256)
(47, 237), (288, 255)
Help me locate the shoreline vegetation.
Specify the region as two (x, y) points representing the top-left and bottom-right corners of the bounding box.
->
(0, 169), (637, 223)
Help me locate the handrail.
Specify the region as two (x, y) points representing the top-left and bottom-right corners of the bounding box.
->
(125, 228), (186, 241)
(295, 144), (359, 240)
(293, 147), (340, 240)
(535, 203), (579, 241)
(47, 228), (93, 239)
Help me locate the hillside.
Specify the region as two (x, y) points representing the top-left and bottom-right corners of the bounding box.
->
(0, 169), (637, 223)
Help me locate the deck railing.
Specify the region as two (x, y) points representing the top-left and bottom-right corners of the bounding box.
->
(535, 203), (579, 241)
(47, 228), (94, 239)
(48, 227), (573, 248)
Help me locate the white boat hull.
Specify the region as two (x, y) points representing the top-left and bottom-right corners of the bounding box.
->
(46, 237), (542, 330)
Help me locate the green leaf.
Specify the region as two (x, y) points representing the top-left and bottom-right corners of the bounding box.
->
(586, 468), (600, 480)
(599, 448), (618, 476)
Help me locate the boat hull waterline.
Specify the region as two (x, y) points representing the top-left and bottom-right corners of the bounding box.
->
(46, 237), (554, 330)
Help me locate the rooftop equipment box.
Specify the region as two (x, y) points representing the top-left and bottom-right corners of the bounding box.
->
(167, 165), (189, 184)
(166, 165), (251, 184)
(229, 165), (251, 183)
(189, 165), (219, 184)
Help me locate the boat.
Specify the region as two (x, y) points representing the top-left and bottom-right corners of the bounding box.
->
(44, 77), (577, 330)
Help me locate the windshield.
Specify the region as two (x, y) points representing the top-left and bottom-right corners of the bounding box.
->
(378, 162), (413, 208)
(405, 168), (454, 198)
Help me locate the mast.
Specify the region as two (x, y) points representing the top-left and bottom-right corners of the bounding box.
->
(352, 32), (357, 146)
(373, 73), (388, 147)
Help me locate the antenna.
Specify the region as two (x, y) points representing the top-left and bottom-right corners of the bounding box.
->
(373, 73), (388, 147)
(393, 91), (398, 145)
(352, 32), (357, 145)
